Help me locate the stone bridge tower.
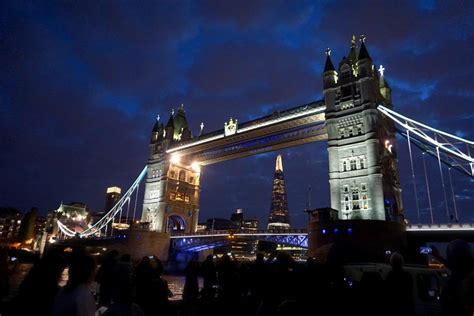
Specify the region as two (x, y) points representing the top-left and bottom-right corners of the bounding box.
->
(324, 35), (403, 221)
(142, 105), (201, 233)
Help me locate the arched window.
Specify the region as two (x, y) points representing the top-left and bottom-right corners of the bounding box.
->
(343, 161), (347, 171)
(178, 170), (186, 181)
(360, 158), (365, 169)
(350, 159), (357, 170)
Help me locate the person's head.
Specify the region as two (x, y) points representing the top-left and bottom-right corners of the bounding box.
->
(39, 252), (67, 283)
(390, 252), (404, 270)
(105, 250), (119, 261)
(140, 256), (151, 265)
(120, 254), (131, 263)
(447, 239), (473, 274)
(67, 255), (97, 290)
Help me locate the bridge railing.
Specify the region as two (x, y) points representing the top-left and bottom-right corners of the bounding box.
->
(170, 228), (308, 237)
(406, 223), (474, 231)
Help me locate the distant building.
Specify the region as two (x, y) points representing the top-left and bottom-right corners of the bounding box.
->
(206, 218), (239, 231)
(267, 155), (290, 229)
(17, 207), (38, 244)
(55, 202), (90, 233)
(196, 223), (207, 232)
(104, 186), (122, 212)
(230, 209), (244, 227)
(242, 218), (259, 231)
(0, 207), (22, 243)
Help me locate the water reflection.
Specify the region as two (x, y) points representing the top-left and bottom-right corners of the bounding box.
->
(8, 263), (197, 302)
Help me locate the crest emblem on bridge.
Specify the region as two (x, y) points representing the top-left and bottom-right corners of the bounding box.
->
(224, 117), (238, 136)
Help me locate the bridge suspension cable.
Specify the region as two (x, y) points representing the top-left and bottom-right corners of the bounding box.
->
(57, 166), (147, 238)
(378, 105), (474, 178)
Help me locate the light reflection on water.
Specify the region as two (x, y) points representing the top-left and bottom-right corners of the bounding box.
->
(8, 263), (195, 302)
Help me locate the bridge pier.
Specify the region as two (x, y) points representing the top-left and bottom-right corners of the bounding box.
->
(108, 229), (171, 262)
(308, 217), (407, 263)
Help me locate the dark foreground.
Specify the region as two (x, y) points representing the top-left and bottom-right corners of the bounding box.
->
(0, 240), (473, 316)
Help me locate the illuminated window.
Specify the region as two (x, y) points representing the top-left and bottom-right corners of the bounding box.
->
(185, 196), (190, 203)
(169, 171), (175, 179)
(189, 177), (194, 184)
(179, 170), (186, 181)
(170, 192), (176, 200)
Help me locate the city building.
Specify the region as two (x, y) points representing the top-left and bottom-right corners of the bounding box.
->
(104, 186), (121, 212)
(205, 218), (238, 231)
(0, 207), (22, 244)
(267, 155), (290, 229)
(242, 218), (259, 231)
(55, 202), (90, 234)
(231, 209), (259, 231)
(230, 209), (244, 227)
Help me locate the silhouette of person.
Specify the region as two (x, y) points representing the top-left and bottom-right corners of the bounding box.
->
(8, 251), (66, 316)
(183, 260), (199, 301)
(385, 252), (415, 316)
(112, 254), (133, 304)
(200, 255), (216, 300)
(150, 258), (172, 315)
(52, 254), (97, 316)
(0, 249), (13, 304)
(439, 239), (473, 316)
(134, 256), (154, 314)
(96, 250), (119, 306)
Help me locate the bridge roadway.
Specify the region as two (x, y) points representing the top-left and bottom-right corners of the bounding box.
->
(52, 223), (474, 253)
(170, 223), (474, 251)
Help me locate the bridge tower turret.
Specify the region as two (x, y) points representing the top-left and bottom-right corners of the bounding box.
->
(142, 106), (201, 233)
(324, 35), (403, 221)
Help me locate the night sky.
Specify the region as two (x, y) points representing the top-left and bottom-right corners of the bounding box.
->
(1, 1), (473, 228)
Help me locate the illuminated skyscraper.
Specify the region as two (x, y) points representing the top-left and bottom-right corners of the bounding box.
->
(267, 155), (290, 229)
(104, 186), (121, 212)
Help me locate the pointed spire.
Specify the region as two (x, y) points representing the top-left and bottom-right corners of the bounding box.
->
(275, 154), (283, 172)
(358, 34), (371, 60)
(348, 34), (358, 64)
(323, 48), (335, 72)
(166, 109), (174, 128)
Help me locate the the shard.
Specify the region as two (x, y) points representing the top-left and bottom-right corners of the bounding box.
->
(267, 155), (290, 229)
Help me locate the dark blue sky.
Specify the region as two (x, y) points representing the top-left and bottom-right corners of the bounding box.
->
(1, 1), (473, 228)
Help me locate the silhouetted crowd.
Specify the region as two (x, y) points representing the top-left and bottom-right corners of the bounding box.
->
(0, 239), (473, 316)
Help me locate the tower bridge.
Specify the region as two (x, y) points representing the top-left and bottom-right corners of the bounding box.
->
(53, 35), (473, 262)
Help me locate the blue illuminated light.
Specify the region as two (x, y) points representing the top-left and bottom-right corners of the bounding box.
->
(334, 228), (338, 234)
(347, 228), (353, 234)
(322, 229), (326, 235)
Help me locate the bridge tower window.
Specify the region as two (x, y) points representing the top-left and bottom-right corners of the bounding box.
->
(350, 159), (357, 170)
(179, 170), (186, 182)
(169, 170), (176, 179)
(360, 158), (365, 169)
